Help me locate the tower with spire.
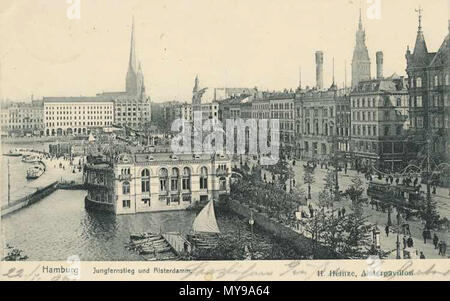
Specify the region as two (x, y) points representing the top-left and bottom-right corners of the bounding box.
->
(351, 9), (371, 88)
(125, 17), (146, 98)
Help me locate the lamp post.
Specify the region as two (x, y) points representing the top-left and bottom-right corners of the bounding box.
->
(396, 209), (401, 259)
(372, 224), (380, 251)
(249, 210), (255, 249)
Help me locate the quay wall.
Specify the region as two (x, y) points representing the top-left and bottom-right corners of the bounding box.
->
(227, 199), (343, 259)
(1, 136), (85, 144)
(1, 181), (58, 217)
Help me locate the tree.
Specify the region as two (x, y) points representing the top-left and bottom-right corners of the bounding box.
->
(2, 244), (28, 261)
(340, 213), (373, 258)
(303, 167), (315, 199)
(345, 177), (365, 215)
(422, 195), (441, 230)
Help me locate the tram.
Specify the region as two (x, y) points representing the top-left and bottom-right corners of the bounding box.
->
(367, 179), (425, 211)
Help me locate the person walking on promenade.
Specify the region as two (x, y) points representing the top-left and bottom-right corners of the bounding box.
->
(420, 252), (426, 259)
(385, 225), (390, 237)
(341, 207), (346, 216)
(442, 241), (447, 257)
(433, 234), (439, 249)
(422, 229), (428, 244)
(407, 236), (414, 248)
(403, 236), (407, 249)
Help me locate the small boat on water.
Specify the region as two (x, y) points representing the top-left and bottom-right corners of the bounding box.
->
(187, 200), (221, 250)
(3, 149), (22, 157)
(26, 165), (45, 179)
(125, 233), (178, 260)
(22, 154), (42, 163)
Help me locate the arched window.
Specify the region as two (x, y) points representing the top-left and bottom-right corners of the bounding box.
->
(141, 169), (150, 193)
(416, 77), (422, 88)
(171, 168), (179, 191)
(200, 167), (208, 189)
(182, 167), (191, 190)
(159, 168), (168, 192)
(122, 181), (130, 195)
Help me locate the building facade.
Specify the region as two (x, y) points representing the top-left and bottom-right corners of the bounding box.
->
(84, 153), (231, 215)
(0, 100), (44, 137)
(405, 16), (450, 157)
(44, 97), (114, 136)
(350, 76), (411, 170)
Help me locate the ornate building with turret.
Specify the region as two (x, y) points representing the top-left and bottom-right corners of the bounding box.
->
(405, 10), (450, 157)
(351, 11), (371, 88)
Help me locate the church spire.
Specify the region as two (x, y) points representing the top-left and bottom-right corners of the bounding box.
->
(358, 7), (363, 31)
(126, 16), (140, 95)
(193, 75), (199, 93)
(129, 16), (137, 72)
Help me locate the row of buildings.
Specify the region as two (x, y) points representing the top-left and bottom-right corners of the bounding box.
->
(161, 14), (449, 171)
(1, 19), (152, 137)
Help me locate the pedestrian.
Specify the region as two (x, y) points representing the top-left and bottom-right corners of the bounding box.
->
(338, 209), (341, 218)
(407, 236), (414, 248)
(390, 176), (393, 185)
(422, 229), (428, 244)
(385, 225), (390, 237)
(405, 224), (411, 235)
(432, 185), (436, 195)
(341, 208), (346, 216)
(442, 241), (447, 256)
(395, 178), (400, 185)
(420, 252), (425, 259)
(403, 236), (407, 249)
(433, 234), (439, 249)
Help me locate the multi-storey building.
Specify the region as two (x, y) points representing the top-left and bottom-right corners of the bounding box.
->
(335, 92), (352, 154)
(0, 100), (44, 137)
(84, 152), (231, 215)
(405, 15), (450, 156)
(268, 92), (295, 157)
(43, 97), (114, 136)
(251, 97), (270, 120)
(350, 75), (410, 170)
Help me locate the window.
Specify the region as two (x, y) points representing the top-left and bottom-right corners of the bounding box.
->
(171, 168), (179, 191)
(182, 167), (191, 190)
(384, 126), (390, 136)
(434, 75), (439, 86)
(416, 77), (422, 88)
(200, 167), (208, 189)
(159, 168), (168, 192)
(416, 96), (422, 107)
(446, 74), (449, 86)
(219, 177), (227, 191)
(122, 200), (130, 208)
(122, 181), (130, 195)
(417, 117), (424, 128)
(396, 98), (402, 107)
(396, 125), (402, 135)
(141, 169), (150, 193)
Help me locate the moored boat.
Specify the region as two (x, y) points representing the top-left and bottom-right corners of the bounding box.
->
(3, 149), (22, 157)
(26, 165), (45, 179)
(187, 200), (221, 250)
(22, 154), (42, 163)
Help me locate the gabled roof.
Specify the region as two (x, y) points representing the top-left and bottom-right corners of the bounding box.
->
(429, 32), (449, 67)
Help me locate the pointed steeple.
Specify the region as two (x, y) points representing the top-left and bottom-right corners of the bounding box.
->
(351, 9), (371, 88)
(411, 7), (430, 67)
(193, 75), (199, 93)
(129, 16), (137, 72)
(126, 16), (139, 95)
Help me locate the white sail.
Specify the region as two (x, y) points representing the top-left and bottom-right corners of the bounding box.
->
(192, 200), (220, 234)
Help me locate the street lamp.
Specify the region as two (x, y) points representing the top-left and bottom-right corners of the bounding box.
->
(372, 224), (380, 251)
(249, 210), (255, 249)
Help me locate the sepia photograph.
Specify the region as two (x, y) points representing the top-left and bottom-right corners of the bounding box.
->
(0, 0), (449, 282)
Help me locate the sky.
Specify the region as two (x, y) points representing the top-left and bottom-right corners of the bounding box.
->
(0, 0), (449, 103)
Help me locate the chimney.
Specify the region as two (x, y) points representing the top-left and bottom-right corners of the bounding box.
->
(315, 51), (324, 90)
(376, 51), (383, 79)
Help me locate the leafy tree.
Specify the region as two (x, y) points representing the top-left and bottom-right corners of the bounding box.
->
(340, 213), (373, 259)
(345, 177), (365, 215)
(3, 244), (28, 261)
(303, 167), (315, 199)
(422, 196), (441, 230)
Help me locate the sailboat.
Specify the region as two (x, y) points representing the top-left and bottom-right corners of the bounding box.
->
(187, 200), (221, 250)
